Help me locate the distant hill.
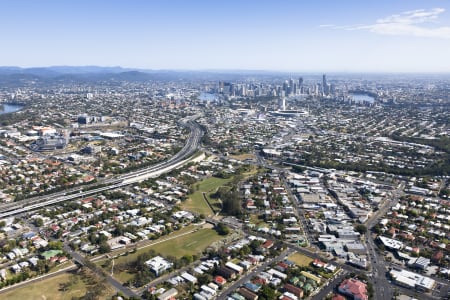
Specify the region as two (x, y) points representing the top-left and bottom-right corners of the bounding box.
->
(0, 66), (132, 76)
(0, 66), (288, 87)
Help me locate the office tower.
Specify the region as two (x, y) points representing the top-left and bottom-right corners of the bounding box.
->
(283, 80), (288, 93)
(279, 97), (286, 111)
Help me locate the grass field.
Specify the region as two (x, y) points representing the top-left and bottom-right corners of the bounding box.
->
(97, 225), (197, 267)
(182, 176), (233, 216)
(288, 252), (314, 267)
(99, 227), (223, 283)
(150, 227), (222, 258)
(0, 273), (89, 300)
(114, 270), (134, 284)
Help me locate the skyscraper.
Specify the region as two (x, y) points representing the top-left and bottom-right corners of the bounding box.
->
(278, 97), (286, 111)
(322, 74), (330, 95)
(298, 77), (304, 94)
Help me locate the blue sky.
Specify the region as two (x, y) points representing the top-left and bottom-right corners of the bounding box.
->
(1, 0), (450, 72)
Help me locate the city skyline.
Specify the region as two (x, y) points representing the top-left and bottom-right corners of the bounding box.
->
(1, 0), (450, 72)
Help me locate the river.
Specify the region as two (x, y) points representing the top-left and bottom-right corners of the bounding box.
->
(0, 103), (24, 115)
(350, 93), (375, 104)
(199, 92), (218, 102)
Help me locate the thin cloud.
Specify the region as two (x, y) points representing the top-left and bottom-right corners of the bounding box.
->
(322, 8), (450, 39)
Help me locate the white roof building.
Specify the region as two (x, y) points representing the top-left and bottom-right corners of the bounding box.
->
(390, 268), (435, 291)
(145, 256), (173, 276)
(378, 236), (404, 250)
(181, 272), (197, 284)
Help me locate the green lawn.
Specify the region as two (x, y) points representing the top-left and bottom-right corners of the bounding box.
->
(150, 227), (222, 258)
(104, 227), (223, 283)
(97, 225), (197, 267)
(111, 227), (221, 265)
(114, 270), (134, 284)
(0, 273), (108, 300)
(288, 252), (314, 267)
(249, 214), (270, 227)
(182, 176), (233, 216)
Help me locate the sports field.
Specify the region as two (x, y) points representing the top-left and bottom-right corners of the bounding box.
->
(151, 227), (222, 257)
(287, 252), (314, 267)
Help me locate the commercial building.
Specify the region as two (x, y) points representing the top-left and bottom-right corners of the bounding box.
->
(378, 236), (404, 250)
(389, 268), (436, 291)
(29, 134), (68, 151)
(410, 257), (431, 270)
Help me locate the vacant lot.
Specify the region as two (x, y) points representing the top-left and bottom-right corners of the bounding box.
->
(288, 252), (314, 267)
(182, 176), (233, 216)
(0, 273), (87, 300)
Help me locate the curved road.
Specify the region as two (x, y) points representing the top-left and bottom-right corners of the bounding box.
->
(0, 116), (204, 218)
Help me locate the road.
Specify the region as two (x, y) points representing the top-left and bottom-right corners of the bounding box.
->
(280, 172), (315, 247)
(312, 270), (347, 300)
(363, 181), (405, 300)
(208, 152), (446, 300)
(216, 248), (294, 300)
(63, 244), (139, 298)
(0, 116), (204, 218)
(0, 115), (204, 298)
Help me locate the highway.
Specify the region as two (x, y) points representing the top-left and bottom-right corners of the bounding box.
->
(0, 116), (204, 218)
(0, 116), (203, 298)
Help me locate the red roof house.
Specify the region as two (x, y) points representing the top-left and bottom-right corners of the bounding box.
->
(338, 278), (368, 300)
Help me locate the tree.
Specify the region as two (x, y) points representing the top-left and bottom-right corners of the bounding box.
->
(47, 240), (63, 250)
(217, 188), (242, 216)
(181, 254), (193, 265)
(197, 273), (212, 286)
(35, 259), (47, 274)
(215, 223), (230, 235)
(99, 242), (111, 254)
(239, 245), (252, 256)
(259, 285), (276, 300)
(35, 218), (44, 227)
(355, 224), (367, 235)
(114, 223), (125, 236)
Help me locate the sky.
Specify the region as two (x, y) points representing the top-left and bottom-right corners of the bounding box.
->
(1, 0), (450, 72)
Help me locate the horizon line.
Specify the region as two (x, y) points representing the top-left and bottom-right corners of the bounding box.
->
(1, 65), (450, 74)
